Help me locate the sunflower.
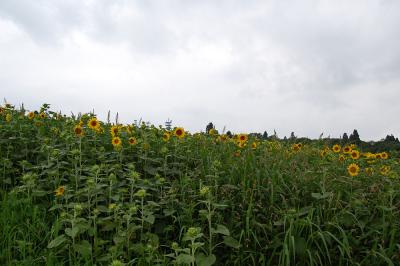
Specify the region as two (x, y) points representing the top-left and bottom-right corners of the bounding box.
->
(110, 125), (119, 137)
(375, 153), (382, 159)
(251, 142), (257, 150)
(5, 113), (12, 122)
(162, 132), (170, 142)
(332, 144), (341, 153)
(55, 186), (65, 197)
(237, 141), (246, 148)
(28, 112), (35, 120)
(292, 143), (300, 152)
(88, 117), (100, 130)
(128, 137), (137, 145)
(339, 154), (345, 162)
(350, 150), (360, 160)
(343, 146), (352, 154)
(365, 167), (373, 175)
(347, 163), (360, 177)
(174, 127), (185, 139)
(297, 143), (303, 148)
(380, 152), (389, 160)
(238, 134), (248, 143)
(380, 166), (390, 175)
(320, 150), (327, 157)
(112, 137), (122, 147)
(39, 112), (46, 119)
(74, 125), (84, 137)
(209, 128), (217, 135)
(219, 134), (228, 142)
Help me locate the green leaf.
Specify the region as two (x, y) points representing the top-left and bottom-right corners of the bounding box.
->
(47, 235), (67, 249)
(176, 254), (194, 264)
(223, 236), (240, 249)
(196, 253), (216, 266)
(73, 240), (92, 258)
(212, 224), (230, 236)
(144, 214), (155, 224)
(65, 227), (80, 238)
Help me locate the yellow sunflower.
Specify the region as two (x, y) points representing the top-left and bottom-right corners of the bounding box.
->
(74, 125), (84, 137)
(209, 128), (217, 135)
(251, 142), (257, 150)
(28, 112), (35, 120)
(380, 152), (389, 160)
(5, 113), (12, 122)
(347, 163), (360, 177)
(88, 117), (100, 130)
(238, 134), (248, 143)
(39, 112), (46, 119)
(365, 167), (373, 175)
(339, 154), (345, 162)
(380, 166), (390, 176)
(292, 143), (300, 152)
(112, 137), (122, 147)
(162, 132), (170, 142)
(320, 150), (327, 157)
(174, 127), (185, 139)
(219, 134), (228, 142)
(343, 146), (352, 154)
(375, 153), (382, 159)
(332, 144), (341, 153)
(350, 150), (360, 160)
(55, 186), (65, 197)
(110, 125), (119, 137)
(128, 137), (137, 145)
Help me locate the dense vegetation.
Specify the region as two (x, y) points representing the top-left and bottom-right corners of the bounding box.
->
(1, 103), (399, 266)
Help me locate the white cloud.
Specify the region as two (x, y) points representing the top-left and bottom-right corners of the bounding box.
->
(1, 0), (400, 140)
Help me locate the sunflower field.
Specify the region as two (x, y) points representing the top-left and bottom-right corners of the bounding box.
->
(0, 103), (399, 266)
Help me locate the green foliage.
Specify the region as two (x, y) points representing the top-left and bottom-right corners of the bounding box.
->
(0, 104), (400, 265)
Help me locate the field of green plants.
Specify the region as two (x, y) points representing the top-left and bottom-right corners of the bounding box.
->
(0, 103), (399, 266)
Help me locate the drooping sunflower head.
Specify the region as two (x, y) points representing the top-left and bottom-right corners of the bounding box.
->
(351, 150), (360, 160)
(292, 143), (300, 152)
(163, 132), (170, 142)
(88, 117), (100, 130)
(209, 128), (218, 136)
(174, 127), (185, 139)
(343, 146), (352, 154)
(219, 134), (228, 142)
(365, 167), (373, 175)
(5, 113), (12, 122)
(332, 144), (341, 153)
(28, 112), (35, 120)
(128, 137), (137, 145)
(74, 125), (84, 137)
(380, 165), (390, 175)
(110, 125), (119, 137)
(112, 137), (122, 147)
(55, 186), (65, 197)
(347, 163), (360, 177)
(251, 142), (257, 150)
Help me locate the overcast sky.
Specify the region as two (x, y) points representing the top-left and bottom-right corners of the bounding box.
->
(1, 0), (399, 140)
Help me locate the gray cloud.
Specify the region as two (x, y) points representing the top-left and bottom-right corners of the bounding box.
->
(1, 0), (400, 140)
